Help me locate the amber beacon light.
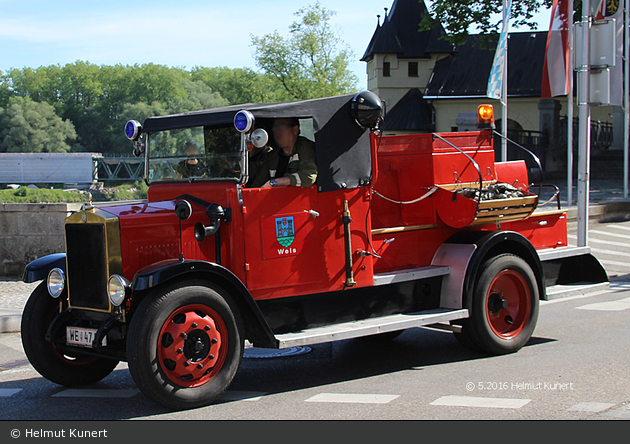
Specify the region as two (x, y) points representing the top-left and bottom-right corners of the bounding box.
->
(477, 104), (496, 130)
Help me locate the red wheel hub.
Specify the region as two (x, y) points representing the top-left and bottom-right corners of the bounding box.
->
(157, 304), (228, 388)
(485, 269), (532, 339)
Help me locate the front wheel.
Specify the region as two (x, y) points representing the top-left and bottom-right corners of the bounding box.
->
(127, 280), (244, 410)
(457, 254), (539, 355)
(21, 282), (119, 387)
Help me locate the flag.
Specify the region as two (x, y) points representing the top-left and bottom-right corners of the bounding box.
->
(541, 0), (573, 97)
(487, 0), (512, 102)
(595, 0), (623, 106)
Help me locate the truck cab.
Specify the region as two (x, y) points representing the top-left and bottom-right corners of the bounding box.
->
(21, 92), (607, 410)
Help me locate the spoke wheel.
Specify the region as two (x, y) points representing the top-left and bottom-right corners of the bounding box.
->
(127, 280), (243, 410)
(158, 304), (228, 388)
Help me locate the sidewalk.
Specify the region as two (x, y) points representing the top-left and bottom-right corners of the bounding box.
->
(2, 178), (630, 333)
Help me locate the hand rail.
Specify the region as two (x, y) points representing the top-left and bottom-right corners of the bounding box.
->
(432, 133), (483, 213)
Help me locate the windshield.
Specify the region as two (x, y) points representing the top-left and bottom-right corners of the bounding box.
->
(146, 126), (245, 183)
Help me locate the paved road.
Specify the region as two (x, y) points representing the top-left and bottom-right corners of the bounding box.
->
(0, 282), (629, 420)
(1, 220), (629, 420)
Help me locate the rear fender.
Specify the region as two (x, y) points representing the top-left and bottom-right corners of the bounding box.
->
(443, 231), (545, 309)
(130, 260), (277, 348)
(22, 253), (66, 283)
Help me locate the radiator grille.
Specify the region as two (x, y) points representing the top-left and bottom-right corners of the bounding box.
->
(65, 223), (109, 310)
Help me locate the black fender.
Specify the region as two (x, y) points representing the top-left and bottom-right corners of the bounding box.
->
(445, 231), (546, 309)
(130, 260), (277, 348)
(22, 253), (66, 284)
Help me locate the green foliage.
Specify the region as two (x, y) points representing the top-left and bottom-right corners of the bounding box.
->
(0, 97), (77, 153)
(422, 0), (555, 47)
(97, 181), (148, 202)
(251, 2), (359, 100)
(0, 188), (86, 203)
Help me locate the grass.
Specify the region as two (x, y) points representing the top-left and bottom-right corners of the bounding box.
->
(0, 188), (86, 203)
(0, 181), (149, 203)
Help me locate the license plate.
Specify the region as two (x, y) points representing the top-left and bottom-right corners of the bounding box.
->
(66, 327), (106, 348)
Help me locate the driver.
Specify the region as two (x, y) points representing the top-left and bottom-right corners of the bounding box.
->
(176, 141), (207, 179)
(249, 118), (317, 188)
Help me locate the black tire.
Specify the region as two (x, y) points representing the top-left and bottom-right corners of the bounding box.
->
(127, 280), (244, 410)
(21, 282), (119, 387)
(457, 254), (539, 355)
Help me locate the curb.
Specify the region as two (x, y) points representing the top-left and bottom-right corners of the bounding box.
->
(0, 311), (22, 334)
(565, 201), (630, 222)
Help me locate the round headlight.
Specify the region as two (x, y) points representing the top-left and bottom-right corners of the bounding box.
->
(47, 268), (65, 298)
(234, 110), (254, 133)
(125, 120), (142, 141)
(107, 275), (129, 307)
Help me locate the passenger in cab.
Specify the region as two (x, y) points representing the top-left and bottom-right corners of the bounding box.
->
(176, 141), (207, 179)
(249, 118), (317, 188)
(246, 127), (274, 188)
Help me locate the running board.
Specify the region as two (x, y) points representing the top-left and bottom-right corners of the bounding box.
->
(275, 308), (469, 349)
(373, 265), (451, 286)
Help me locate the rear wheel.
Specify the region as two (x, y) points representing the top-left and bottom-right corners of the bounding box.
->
(21, 282), (119, 387)
(457, 254), (539, 355)
(127, 280), (243, 410)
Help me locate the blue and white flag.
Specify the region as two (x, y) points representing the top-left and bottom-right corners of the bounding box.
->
(487, 0), (512, 102)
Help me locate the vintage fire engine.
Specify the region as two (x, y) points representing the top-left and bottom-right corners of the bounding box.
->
(21, 92), (607, 410)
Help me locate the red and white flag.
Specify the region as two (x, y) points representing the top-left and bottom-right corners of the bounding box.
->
(541, 0), (573, 97)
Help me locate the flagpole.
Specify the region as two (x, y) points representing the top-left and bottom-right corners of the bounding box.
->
(568, 3), (575, 206)
(577, 0), (592, 247)
(502, 0), (509, 161)
(625, 0), (629, 199)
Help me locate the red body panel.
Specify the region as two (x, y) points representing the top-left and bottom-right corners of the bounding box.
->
(112, 131), (567, 301)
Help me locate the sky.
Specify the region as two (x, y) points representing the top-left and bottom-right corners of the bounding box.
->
(0, 0), (552, 90)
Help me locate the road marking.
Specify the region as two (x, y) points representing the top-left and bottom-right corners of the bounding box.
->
(575, 297), (630, 311)
(590, 247), (630, 259)
(429, 395), (531, 409)
(567, 234), (630, 248)
(601, 404), (630, 419)
(568, 402), (616, 412)
(0, 388), (22, 397)
(52, 389), (140, 398)
(607, 224), (630, 231)
(589, 229), (630, 240)
(219, 391), (267, 402)
(305, 393), (400, 404)
(599, 259), (630, 268)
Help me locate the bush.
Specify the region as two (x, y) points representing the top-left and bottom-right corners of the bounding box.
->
(96, 181), (148, 201)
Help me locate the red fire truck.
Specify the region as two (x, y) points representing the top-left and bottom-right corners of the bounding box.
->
(21, 92), (607, 410)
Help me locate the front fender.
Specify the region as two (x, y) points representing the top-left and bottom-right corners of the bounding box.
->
(22, 253), (66, 283)
(130, 260), (278, 348)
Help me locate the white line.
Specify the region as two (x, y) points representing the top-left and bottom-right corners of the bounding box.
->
(606, 225), (630, 232)
(430, 395), (531, 409)
(599, 259), (630, 268)
(220, 391), (267, 402)
(52, 389), (140, 398)
(305, 393), (400, 404)
(591, 247), (630, 258)
(576, 298), (630, 311)
(567, 234), (630, 248)
(568, 402), (616, 412)
(589, 229), (630, 240)
(602, 409), (630, 419)
(0, 388), (22, 397)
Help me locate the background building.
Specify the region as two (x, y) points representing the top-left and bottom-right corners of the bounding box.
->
(363, 0), (620, 175)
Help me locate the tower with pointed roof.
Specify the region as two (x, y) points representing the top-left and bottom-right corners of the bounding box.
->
(361, 0), (453, 115)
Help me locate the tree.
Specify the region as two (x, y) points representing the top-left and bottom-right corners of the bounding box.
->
(423, 0), (556, 46)
(251, 2), (359, 100)
(0, 97), (77, 153)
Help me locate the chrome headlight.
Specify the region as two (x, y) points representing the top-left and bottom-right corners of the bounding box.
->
(107, 275), (129, 307)
(47, 268), (65, 298)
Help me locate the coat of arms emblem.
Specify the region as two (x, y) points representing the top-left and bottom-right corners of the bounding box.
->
(275, 217), (295, 248)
